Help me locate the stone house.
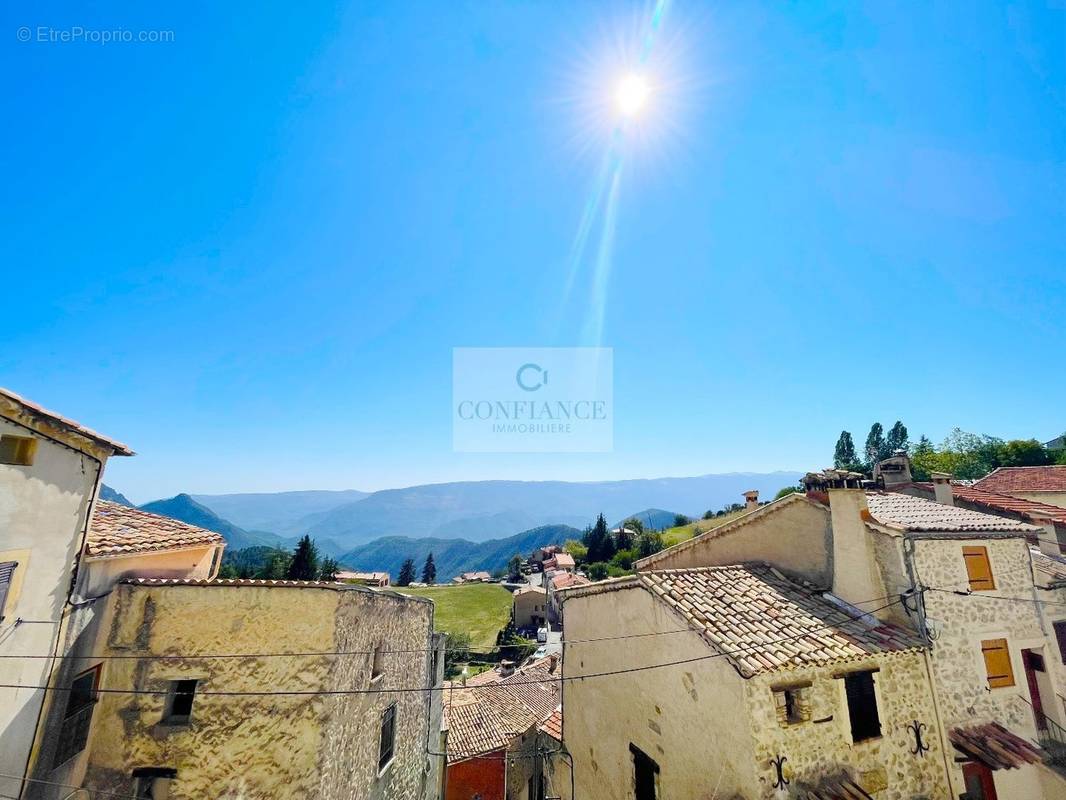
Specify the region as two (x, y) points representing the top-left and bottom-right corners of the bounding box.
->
(30, 577), (444, 800)
(512, 585), (547, 631)
(0, 388), (133, 799)
(974, 466), (1066, 510)
(444, 657), (562, 800)
(618, 470), (1066, 799)
(543, 553), (575, 574)
(562, 563), (949, 799)
(546, 572), (589, 626)
(338, 570), (392, 587)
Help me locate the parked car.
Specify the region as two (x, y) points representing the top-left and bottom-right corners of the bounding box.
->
(537, 627), (548, 643)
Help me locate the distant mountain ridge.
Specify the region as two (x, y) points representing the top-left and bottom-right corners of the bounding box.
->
(100, 484), (134, 506)
(190, 489), (369, 535)
(338, 524), (581, 580)
(612, 508), (681, 530)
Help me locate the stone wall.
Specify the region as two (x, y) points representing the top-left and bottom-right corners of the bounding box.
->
(70, 581), (437, 800)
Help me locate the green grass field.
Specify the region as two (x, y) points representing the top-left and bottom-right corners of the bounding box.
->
(397, 583), (513, 649)
(660, 509), (749, 547)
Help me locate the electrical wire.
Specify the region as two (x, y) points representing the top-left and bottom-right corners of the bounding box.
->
(0, 591), (901, 662)
(0, 597), (906, 698)
(0, 770), (140, 800)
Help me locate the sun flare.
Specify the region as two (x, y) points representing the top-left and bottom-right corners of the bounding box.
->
(615, 73), (651, 117)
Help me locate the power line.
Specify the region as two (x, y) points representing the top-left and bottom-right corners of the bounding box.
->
(924, 585), (1066, 606)
(0, 770), (141, 800)
(0, 597), (906, 698)
(0, 591), (901, 662)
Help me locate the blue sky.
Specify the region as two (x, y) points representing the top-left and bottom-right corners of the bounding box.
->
(1, 2), (1063, 503)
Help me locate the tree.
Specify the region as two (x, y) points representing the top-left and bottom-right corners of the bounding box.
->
(583, 514), (615, 563)
(623, 517), (645, 535)
(833, 431), (858, 470)
(636, 531), (664, 558)
(864, 423), (886, 470)
(318, 557), (339, 581)
(507, 554), (523, 582)
(261, 550), (292, 580)
(443, 631), (472, 678)
(421, 552), (437, 585)
(614, 524), (635, 551)
(286, 535), (319, 581)
(702, 510), (715, 520)
(587, 562), (609, 581)
(885, 421), (909, 455)
(563, 540), (588, 563)
(998, 439), (1052, 467)
(673, 514), (691, 527)
(397, 558), (416, 587)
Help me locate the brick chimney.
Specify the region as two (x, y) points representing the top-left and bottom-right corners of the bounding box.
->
(802, 470), (887, 615)
(873, 450), (912, 490)
(931, 472), (954, 506)
(743, 490), (759, 511)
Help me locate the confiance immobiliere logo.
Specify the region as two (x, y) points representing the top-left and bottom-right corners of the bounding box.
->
(452, 347), (613, 453)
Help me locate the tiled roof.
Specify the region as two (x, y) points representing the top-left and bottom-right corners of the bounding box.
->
(975, 466), (1066, 493)
(639, 564), (923, 678)
(119, 577), (433, 604)
(1031, 548), (1066, 587)
(864, 492), (1036, 534)
(444, 658), (561, 760)
(949, 723), (1044, 770)
(950, 485), (1066, 526)
(88, 501), (223, 557)
(796, 773), (873, 800)
(550, 572), (591, 591)
(538, 707), (562, 741)
(514, 585), (546, 596)
(0, 387), (134, 456)
(547, 553), (575, 568)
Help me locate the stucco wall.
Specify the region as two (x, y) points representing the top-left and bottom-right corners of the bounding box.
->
(636, 496), (831, 586)
(53, 582), (438, 800)
(513, 589), (547, 629)
(746, 656), (950, 799)
(563, 584), (758, 799)
(80, 545), (220, 599)
(446, 749), (505, 800)
(1013, 491), (1066, 510)
(0, 417), (102, 798)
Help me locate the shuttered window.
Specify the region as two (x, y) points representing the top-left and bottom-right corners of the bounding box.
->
(54, 665), (100, 765)
(963, 546), (995, 591)
(1054, 621), (1066, 664)
(0, 561), (17, 621)
(843, 670), (882, 742)
(378, 703), (396, 771)
(982, 639), (1015, 688)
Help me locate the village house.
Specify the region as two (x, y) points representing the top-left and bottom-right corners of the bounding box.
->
(444, 657), (564, 800)
(337, 570), (392, 587)
(453, 571), (493, 585)
(546, 571), (589, 627)
(0, 388), (133, 799)
(973, 465), (1066, 510)
(512, 584), (548, 631)
(564, 461), (1066, 799)
(543, 552), (575, 574)
(562, 563), (949, 799)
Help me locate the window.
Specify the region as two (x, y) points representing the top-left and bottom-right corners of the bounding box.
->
(843, 670), (882, 742)
(0, 435), (37, 466)
(963, 546), (995, 591)
(772, 683), (810, 726)
(371, 644), (385, 683)
(1054, 621), (1066, 664)
(0, 561), (17, 621)
(54, 665), (100, 765)
(378, 703), (396, 772)
(162, 679), (198, 724)
(982, 638), (1015, 688)
(629, 743), (659, 800)
(132, 767), (177, 799)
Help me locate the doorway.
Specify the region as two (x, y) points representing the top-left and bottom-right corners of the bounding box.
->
(1023, 648), (1048, 731)
(961, 762), (997, 800)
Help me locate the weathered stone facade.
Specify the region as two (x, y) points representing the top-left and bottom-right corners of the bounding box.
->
(31, 580), (442, 800)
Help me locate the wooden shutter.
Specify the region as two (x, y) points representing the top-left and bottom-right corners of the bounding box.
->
(982, 639), (1015, 688)
(0, 561), (16, 621)
(844, 671), (882, 742)
(963, 546), (995, 591)
(1055, 621), (1066, 664)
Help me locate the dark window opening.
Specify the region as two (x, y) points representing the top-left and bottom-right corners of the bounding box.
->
(844, 670), (881, 742)
(629, 743), (659, 800)
(0, 435), (37, 466)
(784, 689), (801, 724)
(0, 561), (17, 621)
(378, 703), (396, 771)
(1054, 621), (1066, 664)
(371, 644), (385, 683)
(163, 679), (198, 724)
(54, 666), (100, 766)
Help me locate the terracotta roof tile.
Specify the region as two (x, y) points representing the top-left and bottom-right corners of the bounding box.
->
(1031, 548), (1066, 586)
(639, 564), (923, 678)
(550, 573), (591, 590)
(538, 707), (562, 741)
(0, 387), (134, 456)
(949, 722), (1044, 769)
(975, 466), (1066, 493)
(864, 492), (1037, 534)
(88, 501), (223, 557)
(949, 485), (1066, 526)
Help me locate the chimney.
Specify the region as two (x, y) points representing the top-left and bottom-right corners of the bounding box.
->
(547, 654), (558, 673)
(931, 472), (954, 506)
(743, 490), (759, 511)
(802, 470), (887, 616)
(499, 660), (515, 677)
(873, 450), (913, 490)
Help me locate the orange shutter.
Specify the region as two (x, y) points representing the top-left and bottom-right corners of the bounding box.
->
(963, 546), (995, 591)
(982, 639), (1015, 688)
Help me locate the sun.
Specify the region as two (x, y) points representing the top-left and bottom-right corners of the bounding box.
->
(615, 73), (651, 117)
